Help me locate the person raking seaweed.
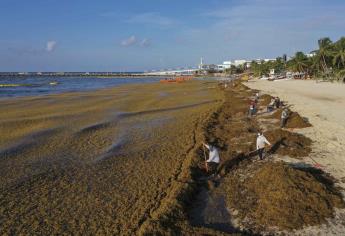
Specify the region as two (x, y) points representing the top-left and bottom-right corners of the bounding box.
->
(202, 142), (220, 178)
(274, 96), (281, 108)
(253, 92), (259, 104)
(281, 108), (289, 128)
(267, 98), (276, 112)
(256, 132), (272, 160)
(248, 100), (257, 117)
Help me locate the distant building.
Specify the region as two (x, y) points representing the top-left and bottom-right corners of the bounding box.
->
(233, 60), (247, 67)
(306, 52), (316, 58)
(198, 57), (278, 72)
(216, 61), (232, 71)
(198, 57), (218, 72)
(198, 57), (204, 70)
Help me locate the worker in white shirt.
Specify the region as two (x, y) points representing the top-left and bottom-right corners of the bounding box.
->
(255, 92), (259, 103)
(267, 98), (275, 112)
(256, 132), (272, 160)
(202, 142), (220, 176)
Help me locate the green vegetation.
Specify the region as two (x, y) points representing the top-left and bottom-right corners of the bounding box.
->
(224, 64), (245, 75)
(250, 58), (285, 76)
(238, 37), (345, 82)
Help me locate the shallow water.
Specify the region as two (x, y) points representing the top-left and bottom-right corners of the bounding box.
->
(0, 76), (160, 98)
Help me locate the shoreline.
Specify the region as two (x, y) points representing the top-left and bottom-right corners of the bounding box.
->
(1, 79), (345, 235)
(0, 80), (223, 235)
(141, 80), (345, 235)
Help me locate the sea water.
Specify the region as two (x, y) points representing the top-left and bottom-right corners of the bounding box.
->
(0, 76), (160, 98)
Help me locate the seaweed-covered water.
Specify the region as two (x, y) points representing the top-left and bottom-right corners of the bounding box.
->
(0, 76), (160, 98)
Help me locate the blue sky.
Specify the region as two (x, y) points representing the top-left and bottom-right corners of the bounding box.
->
(1, 0), (345, 71)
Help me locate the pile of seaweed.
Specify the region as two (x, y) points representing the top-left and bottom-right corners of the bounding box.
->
(185, 81), (344, 235)
(142, 80), (343, 235)
(265, 129), (312, 158)
(269, 108), (312, 128)
(260, 94), (274, 106)
(222, 161), (345, 233)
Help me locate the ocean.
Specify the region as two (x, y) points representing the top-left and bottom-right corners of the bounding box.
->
(0, 76), (161, 98)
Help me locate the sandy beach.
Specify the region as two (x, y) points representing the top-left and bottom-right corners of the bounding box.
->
(245, 80), (345, 189)
(3, 0), (345, 234)
(1, 78), (345, 235)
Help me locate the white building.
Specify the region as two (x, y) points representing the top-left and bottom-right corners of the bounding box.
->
(198, 57), (205, 70)
(263, 58), (276, 62)
(233, 60), (247, 67)
(198, 57), (278, 72)
(198, 57), (218, 72)
(216, 61), (232, 71)
(216, 59), (251, 71)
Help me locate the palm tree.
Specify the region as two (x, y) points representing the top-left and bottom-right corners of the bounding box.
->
(250, 61), (260, 76)
(273, 57), (286, 73)
(249, 60), (269, 77)
(225, 65), (238, 75)
(333, 37), (345, 69)
(308, 55), (319, 76)
(288, 52), (309, 73)
(313, 37), (333, 73)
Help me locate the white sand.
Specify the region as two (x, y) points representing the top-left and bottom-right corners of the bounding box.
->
(246, 79), (345, 234)
(246, 80), (345, 180)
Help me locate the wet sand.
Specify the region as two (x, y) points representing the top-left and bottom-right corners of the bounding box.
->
(0, 81), (222, 235)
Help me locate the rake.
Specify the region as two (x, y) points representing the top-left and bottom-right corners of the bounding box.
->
(202, 144), (209, 173)
(308, 156), (324, 169)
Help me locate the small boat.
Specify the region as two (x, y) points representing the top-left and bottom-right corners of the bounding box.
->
(49, 81), (58, 85)
(160, 76), (193, 83)
(176, 76), (193, 82)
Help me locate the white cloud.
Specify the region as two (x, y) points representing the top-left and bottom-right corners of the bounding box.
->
(121, 36), (137, 47)
(7, 40), (58, 55)
(46, 41), (57, 52)
(120, 36), (151, 48)
(139, 38), (151, 47)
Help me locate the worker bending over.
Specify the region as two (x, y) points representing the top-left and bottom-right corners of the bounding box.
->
(275, 97), (281, 108)
(202, 142), (220, 177)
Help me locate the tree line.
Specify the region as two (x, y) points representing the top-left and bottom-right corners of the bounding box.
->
(228, 37), (345, 82)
